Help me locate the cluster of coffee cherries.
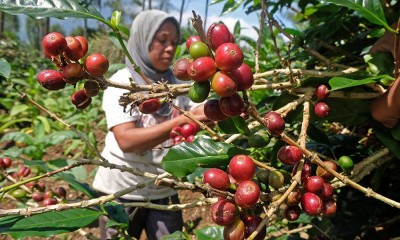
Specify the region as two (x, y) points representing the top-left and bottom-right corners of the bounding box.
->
(37, 32), (110, 109)
(314, 84), (330, 118)
(202, 154), (265, 239)
(0, 157), (67, 206)
(169, 122), (199, 145)
(172, 23), (254, 122)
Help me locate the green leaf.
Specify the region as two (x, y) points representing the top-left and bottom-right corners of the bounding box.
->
(319, 98), (370, 125)
(220, 0), (245, 15)
(0, 208), (101, 238)
(161, 136), (249, 178)
(47, 130), (78, 145)
(0, 0), (109, 27)
(104, 202), (128, 225)
(194, 226), (224, 239)
(375, 129), (400, 159)
(321, 0), (395, 32)
(217, 116), (249, 134)
(328, 76), (381, 91)
(0, 58), (11, 79)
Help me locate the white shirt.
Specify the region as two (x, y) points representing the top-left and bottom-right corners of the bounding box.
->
(92, 68), (194, 200)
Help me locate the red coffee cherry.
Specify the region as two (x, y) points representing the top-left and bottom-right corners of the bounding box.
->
(242, 215), (266, 240)
(71, 89), (92, 110)
(37, 70), (67, 90)
(234, 180), (260, 209)
(203, 168), (230, 191)
(84, 53), (109, 76)
(229, 155), (255, 183)
(185, 135), (195, 142)
(55, 186), (67, 199)
(316, 84), (330, 100)
(211, 71), (237, 97)
(185, 35), (201, 51)
(173, 135), (185, 145)
(65, 36), (84, 61)
(180, 123), (198, 138)
(0, 157), (11, 169)
(314, 102), (330, 118)
(230, 63), (254, 91)
(316, 160), (337, 182)
(204, 99), (229, 121)
(43, 190), (54, 199)
(284, 205), (301, 221)
(42, 32), (67, 56)
(215, 43), (244, 72)
(223, 218), (246, 240)
(138, 98), (161, 114)
(62, 63), (85, 84)
(170, 126), (182, 139)
(2, 157), (12, 168)
(83, 80), (100, 97)
(292, 162), (311, 183)
(264, 111), (285, 136)
(219, 93), (245, 117)
(286, 188), (302, 206)
(319, 182), (334, 200)
(301, 192), (323, 216)
(75, 36), (88, 58)
(32, 191), (44, 202)
(187, 57), (216, 82)
(322, 198), (337, 216)
(172, 58), (192, 81)
(303, 176), (324, 193)
(211, 199), (237, 226)
(207, 23), (232, 51)
(18, 166), (31, 178)
(277, 145), (303, 165)
(43, 197), (58, 206)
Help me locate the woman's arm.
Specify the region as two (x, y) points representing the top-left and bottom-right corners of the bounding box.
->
(112, 104), (211, 153)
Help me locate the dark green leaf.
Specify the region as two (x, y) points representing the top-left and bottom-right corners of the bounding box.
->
(217, 116), (249, 134)
(194, 225), (224, 239)
(221, 0), (245, 15)
(0, 58), (11, 79)
(375, 129), (400, 159)
(161, 136), (249, 178)
(319, 98), (370, 125)
(0, 0), (109, 26)
(320, 0), (395, 32)
(329, 76), (380, 91)
(104, 202), (128, 225)
(0, 208), (101, 238)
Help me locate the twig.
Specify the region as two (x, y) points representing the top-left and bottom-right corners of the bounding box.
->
(0, 172), (171, 217)
(253, 67), (359, 79)
(190, 11), (206, 43)
(266, 224), (313, 238)
(265, 1), (285, 67)
(122, 197), (217, 210)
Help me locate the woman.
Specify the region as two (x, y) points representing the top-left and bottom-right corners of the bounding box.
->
(92, 10), (210, 239)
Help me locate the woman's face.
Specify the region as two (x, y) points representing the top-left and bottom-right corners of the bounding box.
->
(149, 21), (179, 72)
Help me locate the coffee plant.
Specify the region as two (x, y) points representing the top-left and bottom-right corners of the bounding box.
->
(0, 0), (400, 239)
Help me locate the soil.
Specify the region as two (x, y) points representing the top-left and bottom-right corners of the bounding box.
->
(0, 129), (216, 240)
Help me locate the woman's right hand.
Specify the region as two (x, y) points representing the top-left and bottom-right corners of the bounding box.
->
(187, 104), (216, 128)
